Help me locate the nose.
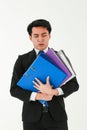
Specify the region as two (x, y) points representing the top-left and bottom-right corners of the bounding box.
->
(38, 36), (44, 42)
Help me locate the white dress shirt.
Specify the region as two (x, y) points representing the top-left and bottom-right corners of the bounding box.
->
(30, 47), (64, 101)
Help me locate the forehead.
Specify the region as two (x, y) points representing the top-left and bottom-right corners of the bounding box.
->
(32, 27), (49, 34)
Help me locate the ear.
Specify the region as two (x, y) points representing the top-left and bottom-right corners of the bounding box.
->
(29, 35), (32, 40)
(49, 34), (51, 39)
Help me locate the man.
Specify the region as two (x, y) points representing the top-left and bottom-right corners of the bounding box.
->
(10, 19), (79, 130)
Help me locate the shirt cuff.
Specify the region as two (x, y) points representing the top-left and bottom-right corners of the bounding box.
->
(56, 88), (64, 96)
(30, 92), (37, 101)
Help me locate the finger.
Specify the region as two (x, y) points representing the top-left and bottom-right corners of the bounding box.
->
(33, 85), (40, 90)
(32, 80), (39, 87)
(35, 78), (43, 85)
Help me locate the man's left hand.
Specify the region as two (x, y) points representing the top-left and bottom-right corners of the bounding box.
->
(32, 76), (59, 96)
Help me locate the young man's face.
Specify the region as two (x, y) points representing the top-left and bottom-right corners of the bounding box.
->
(29, 27), (51, 50)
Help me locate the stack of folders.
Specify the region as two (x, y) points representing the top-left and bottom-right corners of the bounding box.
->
(56, 49), (76, 84)
(46, 48), (76, 85)
(17, 48), (76, 105)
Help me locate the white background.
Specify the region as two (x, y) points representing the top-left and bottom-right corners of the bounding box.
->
(0, 0), (87, 130)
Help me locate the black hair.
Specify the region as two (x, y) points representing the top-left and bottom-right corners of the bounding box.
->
(27, 19), (52, 35)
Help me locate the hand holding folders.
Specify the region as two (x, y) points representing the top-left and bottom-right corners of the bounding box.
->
(33, 76), (53, 95)
(17, 48), (76, 105)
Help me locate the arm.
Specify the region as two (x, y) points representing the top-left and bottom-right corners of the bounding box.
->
(61, 76), (79, 97)
(10, 56), (32, 102)
(10, 56), (53, 102)
(33, 76), (79, 98)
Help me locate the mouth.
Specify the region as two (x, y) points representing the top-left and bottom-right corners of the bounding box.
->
(38, 43), (44, 46)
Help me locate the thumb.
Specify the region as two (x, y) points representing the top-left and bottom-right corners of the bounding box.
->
(46, 76), (50, 85)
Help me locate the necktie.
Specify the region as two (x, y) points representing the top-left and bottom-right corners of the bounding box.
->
(38, 51), (44, 55)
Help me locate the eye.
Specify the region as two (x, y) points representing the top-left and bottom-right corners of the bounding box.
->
(42, 34), (47, 37)
(34, 35), (38, 38)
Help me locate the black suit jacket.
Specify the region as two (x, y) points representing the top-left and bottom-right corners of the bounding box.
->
(10, 49), (79, 122)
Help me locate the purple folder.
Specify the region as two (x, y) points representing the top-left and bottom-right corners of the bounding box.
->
(46, 48), (72, 85)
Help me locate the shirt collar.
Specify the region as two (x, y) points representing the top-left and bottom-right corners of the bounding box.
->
(34, 47), (49, 55)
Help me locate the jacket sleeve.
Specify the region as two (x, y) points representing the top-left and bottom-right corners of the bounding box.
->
(61, 77), (79, 97)
(10, 56), (32, 102)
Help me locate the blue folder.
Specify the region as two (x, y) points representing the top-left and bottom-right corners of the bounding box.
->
(17, 53), (67, 92)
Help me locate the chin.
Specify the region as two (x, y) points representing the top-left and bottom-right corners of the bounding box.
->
(38, 46), (46, 50)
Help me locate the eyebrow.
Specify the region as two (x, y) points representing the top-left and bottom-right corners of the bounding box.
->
(33, 32), (47, 35)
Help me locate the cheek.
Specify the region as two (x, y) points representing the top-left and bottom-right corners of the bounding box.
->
(31, 39), (38, 44)
(45, 38), (50, 43)
(32, 41), (38, 47)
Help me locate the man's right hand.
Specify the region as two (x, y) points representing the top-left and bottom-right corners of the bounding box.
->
(35, 92), (53, 101)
